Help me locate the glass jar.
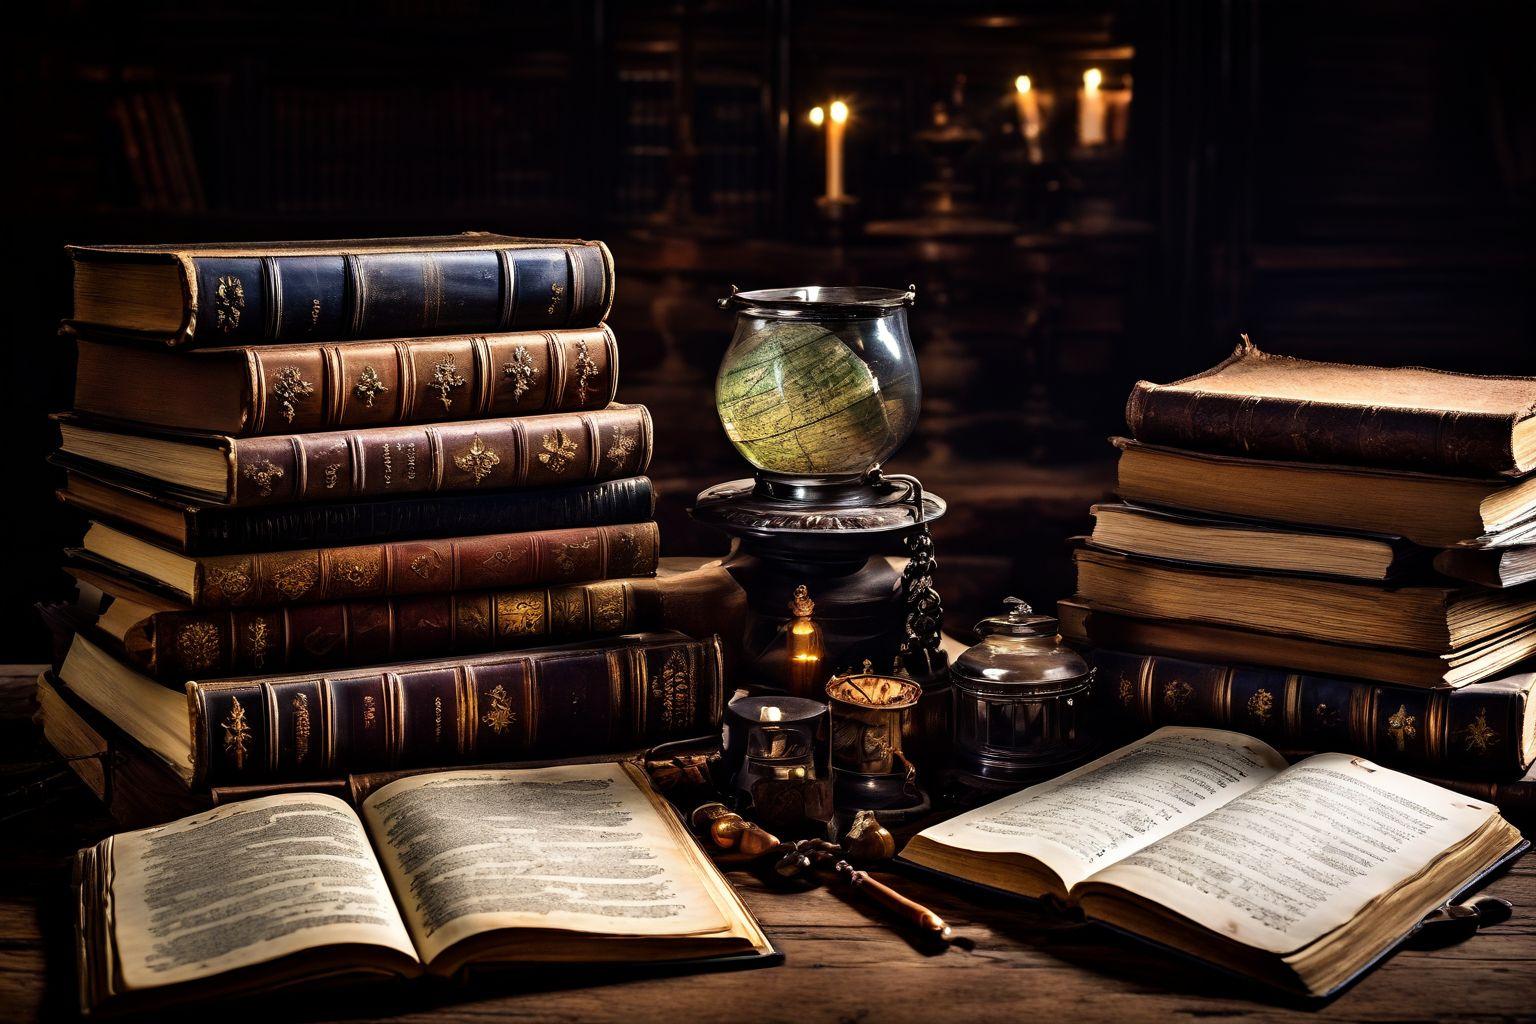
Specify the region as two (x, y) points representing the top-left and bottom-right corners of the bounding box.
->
(951, 597), (1097, 781)
(714, 285), (921, 485)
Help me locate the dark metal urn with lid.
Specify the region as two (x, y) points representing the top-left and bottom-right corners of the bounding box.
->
(951, 597), (1097, 782)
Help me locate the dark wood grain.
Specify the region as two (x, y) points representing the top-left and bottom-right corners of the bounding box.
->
(2, 669), (1534, 1023)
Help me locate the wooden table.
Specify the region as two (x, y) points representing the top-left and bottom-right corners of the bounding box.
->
(3, 687), (1535, 1022)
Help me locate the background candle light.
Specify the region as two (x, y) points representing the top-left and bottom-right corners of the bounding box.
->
(826, 100), (849, 200)
(1014, 74), (1042, 162)
(1079, 67), (1106, 147)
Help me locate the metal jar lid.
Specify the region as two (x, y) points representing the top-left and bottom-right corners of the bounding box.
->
(951, 597), (1093, 697)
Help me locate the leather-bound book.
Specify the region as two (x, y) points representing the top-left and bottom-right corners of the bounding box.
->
(1092, 647), (1536, 778)
(69, 560), (746, 680)
(1074, 545), (1536, 653)
(57, 631), (725, 788)
(70, 326), (618, 435)
(1113, 437), (1536, 548)
(54, 469), (655, 555)
(54, 404), (652, 505)
(1058, 597), (1536, 689)
(1126, 336), (1536, 476)
(67, 233), (614, 347)
(71, 520), (659, 607)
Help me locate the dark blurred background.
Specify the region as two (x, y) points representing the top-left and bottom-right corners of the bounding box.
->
(7, 0), (1534, 661)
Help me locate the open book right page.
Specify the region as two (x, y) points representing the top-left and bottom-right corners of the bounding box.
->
(912, 728), (1288, 891)
(360, 763), (733, 967)
(1081, 752), (1502, 954)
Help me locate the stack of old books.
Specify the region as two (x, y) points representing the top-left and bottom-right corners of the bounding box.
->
(1066, 338), (1536, 808)
(41, 234), (737, 824)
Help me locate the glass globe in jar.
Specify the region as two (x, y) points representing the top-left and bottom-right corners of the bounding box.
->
(714, 286), (921, 484)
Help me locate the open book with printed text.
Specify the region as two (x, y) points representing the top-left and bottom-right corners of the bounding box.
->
(75, 763), (773, 1015)
(899, 727), (1525, 998)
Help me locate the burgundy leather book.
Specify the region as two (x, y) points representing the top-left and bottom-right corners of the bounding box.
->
(53, 404), (653, 505)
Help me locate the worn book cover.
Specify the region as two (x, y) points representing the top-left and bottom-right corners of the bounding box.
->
(68, 233), (615, 346)
(1126, 336), (1536, 476)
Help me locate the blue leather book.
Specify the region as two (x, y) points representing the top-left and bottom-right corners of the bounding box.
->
(67, 233), (613, 347)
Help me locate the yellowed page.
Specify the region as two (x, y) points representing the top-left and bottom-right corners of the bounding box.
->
(912, 728), (1286, 890)
(108, 793), (418, 991)
(361, 764), (730, 965)
(1085, 752), (1501, 953)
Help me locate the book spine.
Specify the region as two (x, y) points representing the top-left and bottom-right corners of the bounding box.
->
(1418, 773), (1536, 813)
(188, 635), (725, 785)
(1093, 648), (1532, 777)
(241, 326), (618, 433)
(183, 477), (655, 554)
(139, 579), (658, 678)
(189, 521), (658, 607)
(1125, 382), (1520, 476)
(228, 405), (652, 505)
(188, 243), (612, 345)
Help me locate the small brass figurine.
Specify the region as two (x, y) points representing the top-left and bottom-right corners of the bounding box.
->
(842, 809), (897, 862)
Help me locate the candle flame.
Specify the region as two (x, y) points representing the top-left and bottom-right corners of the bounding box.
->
(829, 100), (849, 124)
(1015, 74), (1032, 95)
(809, 105), (825, 126)
(759, 706), (784, 722)
(1083, 67), (1103, 92)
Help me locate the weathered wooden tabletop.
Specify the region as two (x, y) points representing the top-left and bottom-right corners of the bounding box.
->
(2, 679), (1534, 1023)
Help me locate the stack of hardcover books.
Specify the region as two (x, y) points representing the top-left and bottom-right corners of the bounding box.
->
(42, 233), (735, 824)
(1066, 338), (1536, 808)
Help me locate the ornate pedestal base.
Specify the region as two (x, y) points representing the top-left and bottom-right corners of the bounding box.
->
(691, 475), (947, 690)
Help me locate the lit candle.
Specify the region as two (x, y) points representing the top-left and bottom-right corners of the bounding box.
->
(759, 705), (784, 723)
(1079, 68), (1106, 147)
(827, 100), (848, 200)
(785, 583), (825, 697)
(1014, 74), (1042, 162)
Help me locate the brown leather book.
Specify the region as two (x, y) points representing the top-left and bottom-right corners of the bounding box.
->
(1058, 597), (1536, 689)
(1126, 337), (1536, 476)
(71, 520), (658, 607)
(1073, 545), (1536, 654)
(1091, 648), (1536, 778)
(70, 325), (618, 435)
(53, 404), (653, 505)
(69, 559), (746, 680)
(1114, 437), (1536, 548)
(57, 631), (726, 789)
(67, 233), (614, 347)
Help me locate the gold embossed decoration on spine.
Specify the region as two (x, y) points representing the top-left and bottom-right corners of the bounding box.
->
(214, 275), (244, 333)
(539, 429), (579, 473)
(222, 697), (251, 771)
(428, 357), (468, 412)
(271, 367), (315, 423)
(481, 684), (514, 734)
(247, 618), (271, 669)
(292, 692), (311, 765)
(650, 649), (697, 731)
(176, 622), (221, 671)
(1246, 688), (1275, 727)
(502, 346), (539, 402)
(353, 365), (389, 408)
(573, 337), (599, 404)
(202, 564), (253, 603)
(606, 426), (637, 471)
(1387, 704), (1418, 752)
(241, 459), (285, 498)
(1462, 707), (1499, 754)
(453, 434), (501, 484)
